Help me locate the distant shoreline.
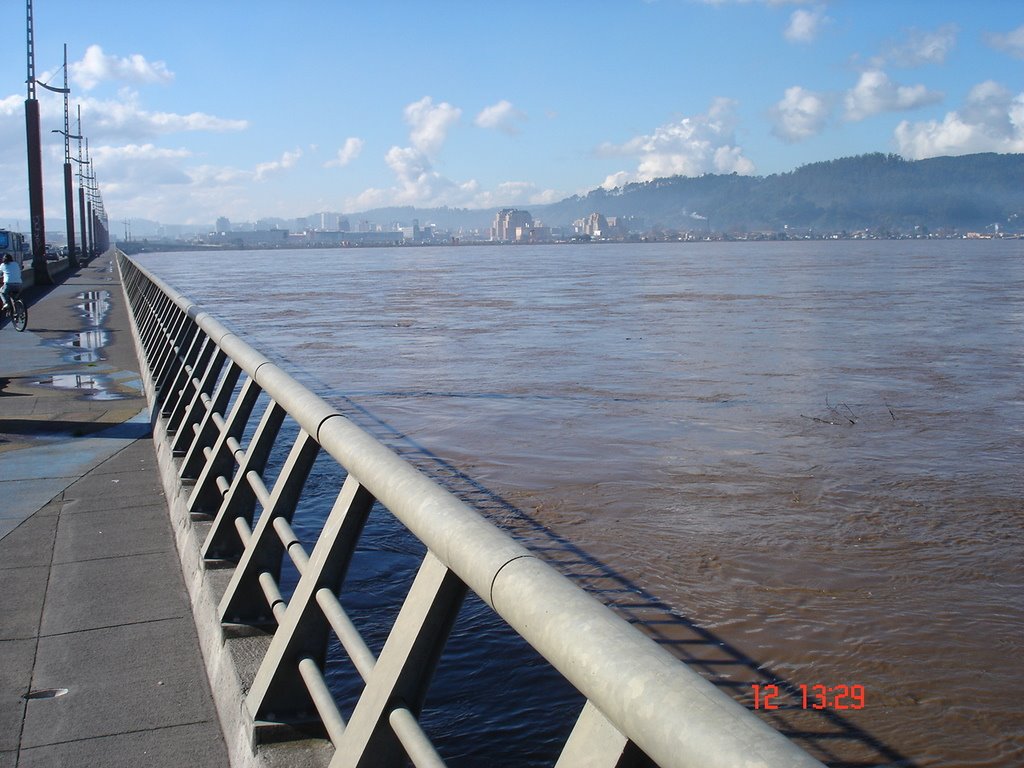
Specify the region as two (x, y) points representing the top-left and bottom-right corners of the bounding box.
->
(116, 230), (1021, 255)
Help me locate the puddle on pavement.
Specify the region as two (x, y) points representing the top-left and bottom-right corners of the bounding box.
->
(40, 290), (132, 399)
(36, 372), (127, 401)
(77, 290), (111, 326)
(66, 329), (110, 362)
(58, 291), (112, 363)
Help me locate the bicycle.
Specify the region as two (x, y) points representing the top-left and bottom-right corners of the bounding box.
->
(2, 289), (27, 332)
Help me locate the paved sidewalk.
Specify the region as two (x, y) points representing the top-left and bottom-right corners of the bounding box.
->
(0, 255), (229, 767)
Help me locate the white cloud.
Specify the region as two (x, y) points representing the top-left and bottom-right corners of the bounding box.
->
(785, 7), (827, 43)
(385, 146), (432, 193)
(89, 144), (193, 185)
(895, 81), (1024, 158)
(600, 98), (755, 186)
(325, 137), (364, 168)
(712, 145), (754, 173)
(987, 25), (1024, 60)
(469, 181), (562, 208)
(403, 96), (461, 157)
(347, 96), (471, 208)
(528, 188), (563, 205)
(483, 180), (534, 203)
(91, 143), (191, 163)
(254, 148), (302, 180)
(81, 90), (248, 141)
(378, 145), (459, 205)
(844, 70), (942, 121)
(0, 94), (21, 116)
(601, 171), (633, 190)
(71, 45), (174, 91)
(877, 25), (958, 67)
(0, 83), (245, 167)
(475, 100), (527, 134)
(347, 186), (389, 212)
(80, 154), (257, 225)
(103, 145), (320, 222)
(188, 164), (251, 187)
(771, 85), (830, 141)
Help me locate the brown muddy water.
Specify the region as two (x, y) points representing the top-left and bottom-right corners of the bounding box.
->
(139, 240), (1023, 767)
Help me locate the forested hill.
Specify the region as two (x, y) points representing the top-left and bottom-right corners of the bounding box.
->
(533, 153), (1024, 233)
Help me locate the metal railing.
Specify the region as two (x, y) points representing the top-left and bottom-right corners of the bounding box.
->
(118, 253), (825, 768)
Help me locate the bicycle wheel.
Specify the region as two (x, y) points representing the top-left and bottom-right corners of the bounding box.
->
(12, 299), (27, 331)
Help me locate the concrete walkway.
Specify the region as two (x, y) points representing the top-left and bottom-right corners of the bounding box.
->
(1, 255), (229, 767)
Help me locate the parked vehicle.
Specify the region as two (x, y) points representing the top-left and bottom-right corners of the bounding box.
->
(0, 229), (26, 266)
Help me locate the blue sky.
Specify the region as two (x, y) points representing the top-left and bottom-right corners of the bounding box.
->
(1, 0), (1022, 228)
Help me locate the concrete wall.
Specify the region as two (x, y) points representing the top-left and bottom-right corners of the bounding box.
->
(20, 257), (75, 289)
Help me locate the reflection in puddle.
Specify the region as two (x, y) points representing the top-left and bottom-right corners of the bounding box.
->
(37, 373), (126, 401)
(57, 291), (112, 364)
(66, 329), (110, 362)
(78, 290), (111, 326)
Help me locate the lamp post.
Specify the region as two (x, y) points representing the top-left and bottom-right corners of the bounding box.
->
(79, 140), (110, 257)
(84, 139), (95, 258)
(44, 45), (79, 268)
(24, 0), (50, 284)
(74, 106), (88, 262)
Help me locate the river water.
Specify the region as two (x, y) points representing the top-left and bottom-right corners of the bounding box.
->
(138, 240), (1023, 767)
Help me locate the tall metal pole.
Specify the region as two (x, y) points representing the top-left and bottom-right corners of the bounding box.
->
(25, 0), (52, 283)
(59, 45), (78, 268)
(85, 139), (95, 258)
(41, 44), (80, 265)
(77, 106), (88, 262)
(60, 45), (76, 268)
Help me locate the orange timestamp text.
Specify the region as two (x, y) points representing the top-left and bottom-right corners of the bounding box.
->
(751, 683), (866, 710)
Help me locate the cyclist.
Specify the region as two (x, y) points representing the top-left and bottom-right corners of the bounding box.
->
(1, 253), (23, 318)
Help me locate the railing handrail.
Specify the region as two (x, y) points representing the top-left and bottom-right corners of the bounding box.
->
(118, 252), (825, 768)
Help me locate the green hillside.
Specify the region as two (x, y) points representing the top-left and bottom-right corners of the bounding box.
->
(533, 153), (1024, 233)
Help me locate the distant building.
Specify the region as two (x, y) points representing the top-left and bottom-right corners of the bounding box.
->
(208, 229), (289, 247)
(583, 212), (608, 237)
(401, 219), (421, 242)
(341, 231), (404, 245)
(302, 230), (348, 246)
(612, 215), (645, 234)
(215, 216), (231, 234)
(492, 209), (533, 242)
(515, 225), (551, 243)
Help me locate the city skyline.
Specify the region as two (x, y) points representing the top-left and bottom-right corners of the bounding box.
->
(0, 0), (1022, 228)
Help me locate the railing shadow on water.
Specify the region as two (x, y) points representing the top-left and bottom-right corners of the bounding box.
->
(300, 389), (919, 768)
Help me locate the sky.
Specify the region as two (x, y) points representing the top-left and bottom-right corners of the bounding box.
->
(0, 0), (1022, 231)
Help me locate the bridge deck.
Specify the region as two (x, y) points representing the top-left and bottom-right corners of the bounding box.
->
(0, 254), (229, 767)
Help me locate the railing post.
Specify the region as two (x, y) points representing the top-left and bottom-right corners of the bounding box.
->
(158, 317), (203, 419)
(132, 284), (163, 369)
(178, 358), (243, 480)
(138, 288), (168, 363)
(330, 552), (467, 768)
(218, 429), (321, 624)
(556, 701), (646, 768)
(189, 378), (270, 518)
(147, 295), (181, 381)
(247, 473), (376, 721)
(166, 334), (218, 442)
(152, 310), (195, 409)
